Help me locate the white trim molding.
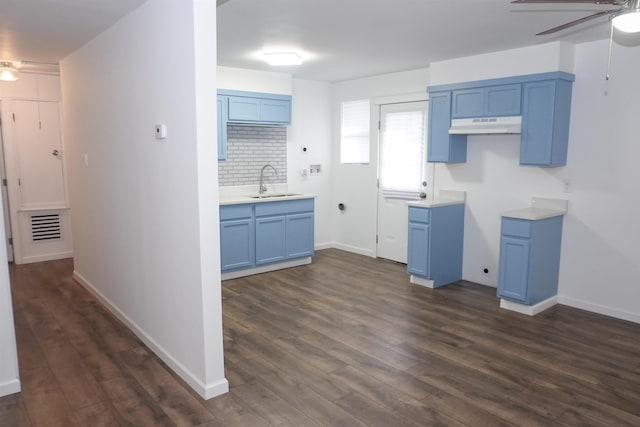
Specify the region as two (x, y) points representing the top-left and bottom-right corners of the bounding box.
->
(558, 296), (640, 324)
(0, 379), (21, 398)
(500, 296), (559, 316)
(410, 275), (435, 289)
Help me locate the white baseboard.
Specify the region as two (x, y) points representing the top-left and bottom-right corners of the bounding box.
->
(222, 257), (312, 280)
(500, 296), (558, 316)
(72, 270), (229, 400)
(17, 251), (73, 265)
(327, 243), (375, 258)
(410, 275), (435, 289)
(558, 296), (640, 324)
(0, 379), (21, 397)
(314, 242), (333, 251)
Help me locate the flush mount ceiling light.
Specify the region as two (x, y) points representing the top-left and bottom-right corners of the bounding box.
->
(612, 3), (640, 32)
(263, 52), (303, 66)
(0, 62), (19, 81)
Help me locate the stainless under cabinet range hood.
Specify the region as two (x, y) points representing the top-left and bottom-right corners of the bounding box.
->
(448, 116), (522, 135)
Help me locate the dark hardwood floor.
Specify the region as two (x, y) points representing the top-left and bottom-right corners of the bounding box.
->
(1, 249), (639, 426)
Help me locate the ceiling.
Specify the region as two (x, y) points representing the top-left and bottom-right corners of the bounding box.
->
(0, 0), (624, 80)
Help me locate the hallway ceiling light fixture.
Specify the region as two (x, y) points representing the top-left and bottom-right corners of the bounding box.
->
(263, 52), (303, 66)
(612, 5), (640, 32)
(0, 62), (19, 81)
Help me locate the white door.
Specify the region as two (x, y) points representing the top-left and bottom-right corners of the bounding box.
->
(376, 101), (428, 263)
(13, 100), (66, 209)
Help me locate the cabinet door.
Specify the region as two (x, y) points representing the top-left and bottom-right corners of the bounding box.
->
(228, 96), (260, 122)
(485, 84), (521, 116)
(427, 92), (467, 163)
(407, 222), (430, 277)
(260, 99), (291, 124)
(520, 81), (556, 166)
(497, 235), (530, 303)
(220, 219), (254, 271)
(285, 213), (314, 258)
(217, 95), (228, 161)
(452, 88), (484, 118)
(255, 216), (286, 265)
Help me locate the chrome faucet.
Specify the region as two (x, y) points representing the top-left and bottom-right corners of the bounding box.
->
(259, 164), (278, 194)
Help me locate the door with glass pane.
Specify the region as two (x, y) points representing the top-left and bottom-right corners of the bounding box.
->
(376, 101), (428, 263)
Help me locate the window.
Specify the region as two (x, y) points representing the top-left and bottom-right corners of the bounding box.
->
(340, 99), (370, 164)
(379, 103), (426, 198)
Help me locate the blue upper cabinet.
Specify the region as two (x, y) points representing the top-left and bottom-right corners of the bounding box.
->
(220, 89), (292, 125)
(427, 91), (467, 163)
(486, 84), (522, 116)
(520, 79), (573, 167)
(452, 84), (521, 118)
(427, 72), (574, 167)
(217, 95), (228, 161)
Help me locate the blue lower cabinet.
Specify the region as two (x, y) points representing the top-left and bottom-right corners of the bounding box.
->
(255, 216), (286, 265)
(407, 203), (465, 287)
(497, 216), (563, 305)
(220, 198), (314, 273)
(407, 222), (431, 277)
(286, 213), (315, 258)
(220, 218), (254, 271)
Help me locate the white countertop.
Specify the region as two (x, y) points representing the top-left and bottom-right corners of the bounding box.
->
(407, 190), (466, 208)
(502, 197), (568, 220)
(220, 193), (315, 206)
(408, 198), (465, 208)
(502, 207), (566, 220)
(219, 184), (315, 206)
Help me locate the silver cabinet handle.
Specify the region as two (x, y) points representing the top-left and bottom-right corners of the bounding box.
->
(52, 149), (59, 157)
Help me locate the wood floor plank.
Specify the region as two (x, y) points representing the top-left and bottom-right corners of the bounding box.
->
(3, 251), (640, 426)
(119, 346), (216, 427)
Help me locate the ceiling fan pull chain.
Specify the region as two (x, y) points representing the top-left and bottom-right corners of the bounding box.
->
(606, 21), (614, 81)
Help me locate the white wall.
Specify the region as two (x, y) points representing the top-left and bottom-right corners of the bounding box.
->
(0, 196), (19, 397)
(330, 68), (430, 255)
(61, 0), (227, 399)
(288, 79), (332, 247)
(431, 40), (640, 323)
(555, 39), (640, 321)
(218, 66), (292, 94)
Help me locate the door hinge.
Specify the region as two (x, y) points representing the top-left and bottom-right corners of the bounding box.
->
(18, 179), (21, 186)
(39, 120), (42, 129)
(8, 237), (12, 245)
(12, 113), (15, 122)
(378, 120), (381, 130)
(2, 179), (6, 186)
(376, 235), (379, 244)
(377, 178), (380, 188)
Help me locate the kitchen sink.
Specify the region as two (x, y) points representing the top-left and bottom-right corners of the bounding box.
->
(249, 193), (301, 199)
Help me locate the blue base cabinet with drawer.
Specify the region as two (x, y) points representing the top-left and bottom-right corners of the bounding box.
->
(497, 216), (563, 305)
(407, 204), (465, 287)
(220, 198), (314, 273)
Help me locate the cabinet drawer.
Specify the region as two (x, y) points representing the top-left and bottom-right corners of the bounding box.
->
(408, 206), (430, 224)
(501, 218), (531, 238)
(220, 204), (253, 221)
(255, 198), (314, 217)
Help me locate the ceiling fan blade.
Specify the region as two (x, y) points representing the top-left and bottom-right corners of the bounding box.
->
(535, 8), (622, 35)
(511, 0), (622, 4)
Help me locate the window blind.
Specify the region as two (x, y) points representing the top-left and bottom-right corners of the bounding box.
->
(340, 99), (370, 164)
(380, 109), (425, 199)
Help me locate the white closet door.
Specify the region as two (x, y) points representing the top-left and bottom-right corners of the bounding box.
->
(14, 100), (66, 208)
